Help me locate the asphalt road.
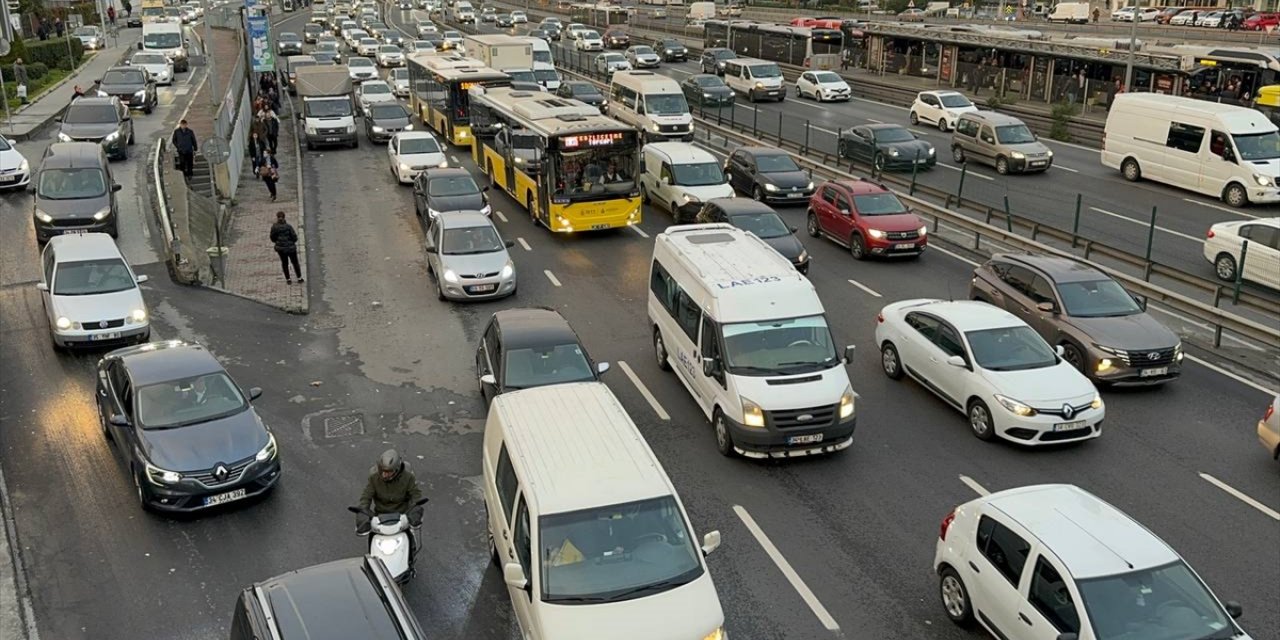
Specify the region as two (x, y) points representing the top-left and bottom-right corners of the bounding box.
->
(0, 7), (1276, 640)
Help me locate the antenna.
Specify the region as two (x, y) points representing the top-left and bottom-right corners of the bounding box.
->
(946, 281), (955, 303)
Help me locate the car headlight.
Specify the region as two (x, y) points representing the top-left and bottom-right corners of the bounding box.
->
(442, 269), (459, 283)
(145, 461), (182, 485)
(58, 132), (72, 142)
(1097, 358), (1114, 373)
(439, 160), (449, 168)
(889, 148), (900, 157)
(797, 249), (808, 263)
(256, 433), (278, 462)
(839, 385), (855, 420)
(500, 261), (514, 278)
(514, 156), (524, 164)
(806, 182), (815, 190)
(134, 89), (147, 98)
(97, 90), (109, 97)
(404, 123), (414, 130)
(91, 206), (113, 221)
(754, 81), (764, 89)
(305, 125), (318, 134)
(105, 131), (120, 142)
(867, 228), (887, 239)
(703, 627), (726, 640)
(1010, 151), (1025, 160)
(19, 158), (29, 173)
(130, 308), (147, 323)
(398, 163), (412, 172)
(741, 397), (765, 428)
(928, 147), (936, 156)
(704, 92), (713, 98)
(764, 183), (778, 192)
(994, 394), (1036, 417)
(1175, 343), (1184, 362)
(1089, 394), (1103, 410)
(1254, 174), (1273, 187)
(36, 210), (54, 223)
(427, 208), (441, 219)
(918, 225), (928, 236)
(480, 203), (491, 216)
(347, 124), (356, 133)
(682, 193), (700, 204)
(371, 125), (384, 132)
(55, 316), (73, 330)
(1046, 149), (1054, 158)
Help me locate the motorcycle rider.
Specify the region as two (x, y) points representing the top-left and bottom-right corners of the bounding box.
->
(357, 449), (425, 558)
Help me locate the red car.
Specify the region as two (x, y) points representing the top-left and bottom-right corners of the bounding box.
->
(805, 179), (927, 259)
(1243, 12), (1278, 29)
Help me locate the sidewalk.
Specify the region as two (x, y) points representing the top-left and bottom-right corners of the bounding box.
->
(2, 32), (140, 142)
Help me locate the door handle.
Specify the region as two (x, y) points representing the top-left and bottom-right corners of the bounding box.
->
(1019, 612), (1032, 625)
(502, 530), (509, 540)
(968, 561), (980, 573)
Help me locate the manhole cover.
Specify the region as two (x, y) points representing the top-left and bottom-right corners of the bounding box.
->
(323, 413), (365, 439)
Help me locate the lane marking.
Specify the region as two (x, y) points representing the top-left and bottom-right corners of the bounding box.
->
(1088, 207), (1201, 242)
(516, 237), (531, 251)
(959, 474), (991, 496)
(617, 360), (670, 420)
(1052, 164), (1079, 173)
(495, 210), (509, 223)
(1185, 354), (1277, 396)
(865, 117), (883, 124)
(543, 269), (561, 286)
(732, 505), (840, 632)
(937, 163), (995, 181)
(1145, 307), (1261, 352)
(1199, 473), (1280, 521)
(630, 225), (650, 238)
(1182, 198), (1263, 220)
(927, 244), (980, 267)
(846, 278), (882, 297)
(853, 96), (908, 112)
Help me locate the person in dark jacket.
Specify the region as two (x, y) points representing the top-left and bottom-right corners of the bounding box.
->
(356, 450), (424, 558)
(269, 211), (303, 283)
(247, 131), (266, 173)
(171, 119), (198, 180)
(262, 109), (280, 154)
(260, 148), (279, 201)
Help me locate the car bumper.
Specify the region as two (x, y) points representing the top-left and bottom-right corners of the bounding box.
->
(750, 88), (784, 100)
(883, 155), (936, 170)
(306, 131), (358, 146)
(993, 405), (1104, 445)
(636, 59), (660, 68)
(819, 91), (851, 101)
(723, 411), (856, 459)
(645, 129), (694, 142)
(1009, 157), (1053, 173)
(1259, 419), (1280, 458)
(440, 275), (517, 301)
(380, 58), (404, 66)
(1089, 356), (1183, 385)
(0, 170), (31, 188)
(140, 459), (282, 512)
(53, 324), (149, 348)
(662, 53), (687, 61)
(34, 215), (117, 241)
(865, 235), (927, 256)
(109, 93), (152, 109)
(761, 188), (815, 204)
(1245, 186), (1280, 203)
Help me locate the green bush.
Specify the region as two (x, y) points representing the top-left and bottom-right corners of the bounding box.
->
(2, 38), (83, 70)
(25, 62), (48, 80)
(1049, 102), (1080, 142)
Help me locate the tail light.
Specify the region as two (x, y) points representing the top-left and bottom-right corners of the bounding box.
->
(1265, 402), (1275, 422)
(876, 312), (884, 324)
(939, 509), (956, 541)
(1206, 229), (1215, 239)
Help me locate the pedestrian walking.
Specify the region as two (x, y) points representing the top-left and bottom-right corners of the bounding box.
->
(269, 211), (304, 284)
(55, 18), (64, 38)
(108, 5), (117, 26)
(123, 0), (132, 17)
(1091, 7), (1099, 22)
(260, 149), (280, 201)
(171, 119), (199, 180)
(13, 59), (28, 105)
(263, 109), (280, 154)
(248, 131), (266, 173)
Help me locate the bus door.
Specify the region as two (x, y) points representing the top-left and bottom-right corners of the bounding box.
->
(494, 128), (516, 192)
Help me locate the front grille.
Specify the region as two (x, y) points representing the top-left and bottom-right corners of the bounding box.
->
(68, 136), (105, 143)
(1040, 426), (1094, 442)
(85, 318), (126, 329)
(318, 127), (346, 135)
(1034, 402), (1094, 418)
(1113, 347), (1177, 367)
(658, 124), (689, 134)
(886, 230), (920, 241)
(189, 456), (255, 487)
(460, 271), (500, 279)
(51, 217), (94, 227)
(767, 404), (837, 429)
(765, 374), (822, 385)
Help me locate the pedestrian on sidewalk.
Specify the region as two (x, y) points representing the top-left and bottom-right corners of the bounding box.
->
(108, 5), (117, 26)
(263, 108), (280, 154)
(260, 149), (280, 201)
(13, 59), (28, 105)
(248, 131), (266, 173)
(123, 0), (132, 17)
(270, 211), (304, 284)
(171, 119), (199, 181)
(55, 18), (64, 38)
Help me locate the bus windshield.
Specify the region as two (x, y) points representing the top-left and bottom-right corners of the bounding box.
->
(721, 315), (839, 376)
(552, 132), (638, 200)
(644, 93), (688, 115)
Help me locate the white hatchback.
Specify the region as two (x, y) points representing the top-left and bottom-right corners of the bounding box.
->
(388, 131), (447, 184)
(575, 29), (604, 51)
(934, 484), (1254, 640)
(356, 80), (397, 114)
(875, 299), (1103, 445)
(38, 233), (150, 349)
(129, 51), (175, 85)
(795, 70), (851, 102)
(910, 90), (979, 132)
(1203, 217), (1279, 290)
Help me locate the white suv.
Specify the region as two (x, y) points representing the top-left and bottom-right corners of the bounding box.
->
(38, 233), (150, 350)
(934, 484), (1253, 640)
(909, 90), (978, 132)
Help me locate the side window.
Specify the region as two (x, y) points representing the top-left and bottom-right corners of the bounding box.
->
(978, 516), (1031, 587)
(834, 192), (852, 213)
(699, 314), (720, 361)
(513, 495), (532, 598)
(649, 261), (675, 313)
(820, 186), (837, 204)
(495, 445), (519, 522)
(1028, 555), (1080, 634)
(958, 118), (978, 137)
(979, 126), (996, 144)
(660, 162), (674, 184)
(41, 247), (55, 284)
(1209, 130), (1231, 160)
(120, 379), (134, 419)
(674, 289), (701, 341)
(1029, 276), (1057, 306)
(988, 260), (1011, 281)
(1004, 266), (1037, 297)
(1165, 121), (1205, 154)
(481, 320), (499, 373)
(905, 312), (940, 343)
(935, 323), (965, 359)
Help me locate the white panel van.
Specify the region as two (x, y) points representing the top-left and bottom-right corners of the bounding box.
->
(608, 70), (693, 142)
(722, 57), (784, 102)
(639, 142), (733, 222)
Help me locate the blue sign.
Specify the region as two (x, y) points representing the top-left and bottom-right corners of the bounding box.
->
(247, 14), (274, 73)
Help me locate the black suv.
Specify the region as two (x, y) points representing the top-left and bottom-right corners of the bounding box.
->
(656, 38), (687, 61)
(695, 197), (809, 273)
(57, 97), (133, 160)
(97, 66), (157, 114)
(476, 307), (608, 404)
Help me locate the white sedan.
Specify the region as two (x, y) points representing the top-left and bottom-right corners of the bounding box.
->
(357, 80), (397, 114)
(389, 67), (411, 97)
(875, 299), (1103, 445)
(511, 10), (528, 23)
(376, 44), (404, 67)
(388, 131), (448, 184)
(575, 30), (604, 51)
(357, 37), (381, 56)
(0, 135), (31, 189)
(795, 70), (850, 102)
(1203, 217), (1280, 290)
(39, 234), (150, 349)
(346, 56), (379, 82)
(129, 51), (175, 85)
(909, 90), (978, 132)
(594, 53), (630, 76)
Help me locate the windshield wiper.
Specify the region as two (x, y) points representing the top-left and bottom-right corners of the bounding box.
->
(605, 578), (690, 602)
(1195, 628), (1239, 640)
(544, 595), (609, 603)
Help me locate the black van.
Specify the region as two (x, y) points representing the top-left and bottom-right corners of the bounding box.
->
(31, 142), (121, 243)
(229, 556), (428, 640)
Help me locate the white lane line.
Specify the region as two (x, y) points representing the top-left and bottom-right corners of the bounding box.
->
(937, 163), (995, 181)
(846, 278), (882, 297)
(959, 474), (991, 496)
(617, 360), (670, 420)
(732, 505), (841, 632)
(175, 86), (191, 95)
(1199, 473), (1280, 521)
(809, 124), (839, 135)
(495, 210), (509, 223)
(1146, 308), (1261, 352)
(1088, 207), (1201, 242)
(665, 67), (692, 75)
(928, 244), (981, 267)
(516, 237), (532, 251)
(543, 269), (562, 287)
(865, 118), (883, 124)
(1182, 198), (1263, 220)
(450, 154), (461, 164)
(737, 104), (758, 112)
(1052, 164), (1079, 173)
(1185, 355), (1277, 396)
(853, 96), (909, 112)
(630, 225), (650, 238)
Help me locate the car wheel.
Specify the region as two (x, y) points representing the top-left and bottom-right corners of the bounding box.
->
(351, 137), (359, 149)
(133, 469), (152, 512)
(1121, 158), (1142, 181)
(98, 403), (113, 441)
(435, 274), (446, 301)
(850, 233), (867, 260)
(881, 342), (904, 380)
(1214, 253), (1238, 281)
(640, 185), (649, 204)
(951, 146), (965, 163)
(937, 118), (949, 132)
(713, 409), (736, 457)
(995, 156), (1009, 175)
(967, 399), (996, 441)
(1061, 342), (1086, 373)
(909, 111), (919, 126)
(1223, 183), (1249, 208)
(752, 185), (765, 202)
(806, 211), (820, 238)
(485, 506), (500, 564)
(653, 326), (672, 371)
(939, 567), (974, 626)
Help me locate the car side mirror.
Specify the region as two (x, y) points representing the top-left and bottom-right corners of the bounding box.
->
(839, 207), (851, 216)
(135, 274), (149, 283)
(36, 283), (48, 291)
(596, 361), (610, 374)
(424, 244), (436, 254)
(789, 226), (798, 234)
(296, 112), (304, 121)
(480, 373), (496, 386)
(248, 387), (263, 400)
(1035, 301), (1057, 313)
(122, 115), (131, 122)
(54, 117), (62, 123)
(701, 357), (718, 377)
(843, 344), (855, 364)
(1131, 293), (1147, 310)
(701, 530), (721, 556)
(1225, 601), (1243, 619)
(504, 239), (515, 248)
(502, 562), (529, 590)
(136, 42), (143, 49)
(1055, 345), (1065, 357)
(659, 175), (669, 185)
(109, 414), (131, 427)
(481, 185), (491, 192)
(946, 355), (967, 368)
(112, 184), (123, 192)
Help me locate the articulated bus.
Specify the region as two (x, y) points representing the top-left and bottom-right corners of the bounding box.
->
(704, 20), (843, 69)
(408, 55), (510, 146)
(469, 87), (642, 233)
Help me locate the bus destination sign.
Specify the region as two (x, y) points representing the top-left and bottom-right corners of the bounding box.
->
(560, 132), (624, 149)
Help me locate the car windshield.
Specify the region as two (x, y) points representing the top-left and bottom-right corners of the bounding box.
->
(693, 76), (725, 88)
(583, 30), (599, 38)
(428, 175), (479, 196)
(852, 193), (908, 215)
(53, 259), (135, 295)
(280, 33), (301, 42)
(749, 63), (781, 78)
(713, 50), (735, 59)
(392, 68), (409, 79)
(539, 496), (703, 603)
(360, 38), (378, 45)
(441, 225), (503, 254)
(1233, 130), (1280, 160)
(1058, 279), (1142, 317)
(135, 373), (249, 429)
(812, 71), (842, 83)
(569, 82), (600, 97)
(1077, 561), (1233, 640)
(348, 57), (374, 67)
(661, 40), (682, 48)
(75, 27), (98, 36)
(304, 98), (352, 117)
(143, 32), (182, 48)
(644, 93), (687, 115)
(755, 154), (799, 172)
(369, 103), (407, 119)
(503, 343), (594, 389)
(671, 161), (724, 186)
(414, 40), (433, 49)
(996, 124), (1037, 144)
(102, 70), (145, 84)
(363, 83), (391, 95)
(965, 325), (1057, 371)
(939, 93), (973, 108)
(445, 31), (460, 38)
(873, 127), (914, 143)
(506, 69), (535, 83)
(722, 315), (839, 375)
(132, 54), (168, 65)
(0, 137), (9, 151)
(379, 45), (399, 53)
(400, 137), (441, 155)
(633, 46), (654, 55)
(38, 168), (107, 199)
(534, 68), (559, 82)
(729, 211), (790, 239)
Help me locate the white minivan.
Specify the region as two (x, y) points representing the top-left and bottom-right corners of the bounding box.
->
(639, 142), (734, 222)
(649, 224), (858, 458)
(608, 70), (693, 142)
(1102, 94), (1280, 207)
(722, 57), (784, 102)
(481, 382), (726, 640)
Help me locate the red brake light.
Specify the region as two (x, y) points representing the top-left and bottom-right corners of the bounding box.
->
(876, 312), (884, 324)
(1265, 403), (1275, 422)
(1207, 229), (1216, 239)
(940, 509), (956, 541)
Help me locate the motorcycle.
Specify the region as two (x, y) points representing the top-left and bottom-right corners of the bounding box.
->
(348, 497), (429, 583)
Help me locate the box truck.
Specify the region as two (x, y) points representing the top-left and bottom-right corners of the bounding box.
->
(295, 66), (358, 150)
(462, 34), (533, 71)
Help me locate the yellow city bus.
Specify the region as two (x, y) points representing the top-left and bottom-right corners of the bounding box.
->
(407, 55), (509, 146)
(469, 86), (642, 233)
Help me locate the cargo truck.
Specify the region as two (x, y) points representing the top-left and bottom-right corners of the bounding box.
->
(462, 34), (533, 71)
(295, 66), (359, 149)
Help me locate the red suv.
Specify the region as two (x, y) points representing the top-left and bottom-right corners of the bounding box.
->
(1243, 12), (1278, 29)
(806, 179), (927, 259)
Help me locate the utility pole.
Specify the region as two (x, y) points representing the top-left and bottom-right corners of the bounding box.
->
(1123, 0), (1139, 92)
(205, 8), (217, 107)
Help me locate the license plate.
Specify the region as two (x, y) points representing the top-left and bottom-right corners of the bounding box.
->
(895, 243), (916, 250)
(89, 331), (121, 341)
(1031, 161), (1046, 167)
(787, 192), (805, 197)
(62, 229), (88, 235)
(590, 223), (611, 230)
(1140, 367), (1168, 377)
(468, 284), (496, 293)
(0, 175), (16, 183)
(788, 433), (824, 445)
(324, 137), (340, 142)
(1053, 420), (1086, 432)
(204, 488), (247, 506)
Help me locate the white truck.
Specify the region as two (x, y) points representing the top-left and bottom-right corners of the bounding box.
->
(462, 34), (533, 71)
(141, 21), (189, 72)
(1048, 1), (1090, 23)
(687, 1), (715, 21)
(295, 66), (359, 150)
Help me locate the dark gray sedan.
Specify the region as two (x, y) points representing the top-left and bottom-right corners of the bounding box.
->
(365, 103), (413, 143)
(837, 124), (936, 171)
(96, 66), (157, 114)
(725, 147), (815, 204)
(681, 74), (734, 107)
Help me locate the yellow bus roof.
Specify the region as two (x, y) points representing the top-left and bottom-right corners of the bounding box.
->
(470, 86), (633, 138)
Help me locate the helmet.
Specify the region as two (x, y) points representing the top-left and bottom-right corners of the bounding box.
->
(377, 449), (403, 478)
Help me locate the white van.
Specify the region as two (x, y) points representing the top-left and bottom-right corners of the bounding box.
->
(722, 57), (784, 102)
(639, 142), (734, 222)
(524, 36), (554, 66)
(1047, 1), (1089, 23)
(482, 382), (726, 640)
(648, 224), (858, 459)
(450, 0), (475, 23)
(687, 0), (716, 21)
(141, 21), (189, 72)
(608, 71), (693, 142)
(1102, 94), (1279, 207)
